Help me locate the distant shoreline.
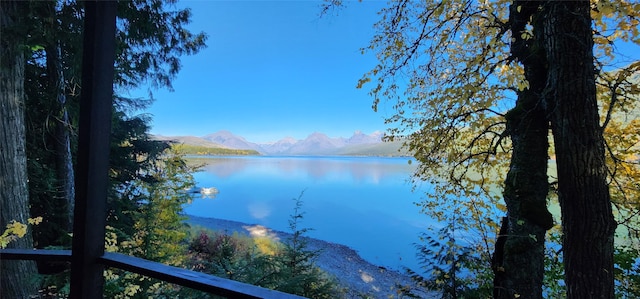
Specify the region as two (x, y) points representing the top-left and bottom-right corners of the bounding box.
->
(153, 131), (411, 157)
(185, 154), (414, 158)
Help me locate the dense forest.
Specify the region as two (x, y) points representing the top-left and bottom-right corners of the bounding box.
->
(171, 143), (261, 156)
(2, 0), (639, 298)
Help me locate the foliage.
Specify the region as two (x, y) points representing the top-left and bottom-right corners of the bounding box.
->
(104, 149), (197, 299)
(106, 106), (174, 242)
(20, 0), (207, 255)
(407, 230), (490, 298)
(272, 193), (339, 298)
(9, 0), (208, 296)
(0, 217), (43, 249)
(114, 0), (207, 90)
(402, 201), (494, 299)
(122, 150), (195, 263)
(358, 0), (515, 205)
(542, 228), (640, 299)
(186, 230), (277, 289)
(410, 220), (640, 298)
(613, 244), (640, 298)
(599, 65), (640, 240)
(347, 0), (640, 223)
(348, 2), (519, 293)
(336, 0), (640, 296)
(33, 150), (197, 299)
(182, 194), (341, 298)
(542, 228), (565, 298)
(171, 143), (261, 156)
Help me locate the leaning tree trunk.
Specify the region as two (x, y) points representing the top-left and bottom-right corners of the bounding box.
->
(492, 2), (554, 298)
(543, 1), (616, 298)
(0, 1), (39, 298)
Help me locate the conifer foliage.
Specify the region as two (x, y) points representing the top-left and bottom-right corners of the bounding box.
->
(2, 0), (206, 296)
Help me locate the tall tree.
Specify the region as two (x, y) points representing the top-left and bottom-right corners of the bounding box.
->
(20, 0), (207, 251)
(0, 1), (39, 298)
(543, 1), (616, 297)
(104, 149), (196, 298)
(46, 33), (76, 233)
(351, 0), (552, 296)
(493, 2), (552, 298)
(23, 1), (85, 260)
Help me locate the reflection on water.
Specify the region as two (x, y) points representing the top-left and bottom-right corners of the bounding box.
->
(191, 156), (415, 183)
(184, 156), (432, 272)
(247, 201), (272, 219)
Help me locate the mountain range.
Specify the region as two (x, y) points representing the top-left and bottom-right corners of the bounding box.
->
(153, 130), (409, 156)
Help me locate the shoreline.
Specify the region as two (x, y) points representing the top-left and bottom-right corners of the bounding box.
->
(184, 215), (434, 298)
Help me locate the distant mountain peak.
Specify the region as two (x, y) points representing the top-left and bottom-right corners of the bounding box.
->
(202, 131), (261, 152)
(205, 130), (248, 141)
(346, 130), (382, 144)
(151, 134), (229, 148)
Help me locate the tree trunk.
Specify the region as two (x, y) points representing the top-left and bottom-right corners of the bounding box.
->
(543, 1), (616, 298)
(0, 2), (39, 298)
(492, 2), (553, 298)
(494, 84), (550, 299)
(46, 41), (76, 232)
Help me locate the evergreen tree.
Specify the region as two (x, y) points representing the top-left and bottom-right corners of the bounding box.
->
(1, 2), (39, 297)
(105, 149), (197, 298)
(0, 0), (206, 293)
(273, 194), (339, 299)
(18, 0), (206, 254)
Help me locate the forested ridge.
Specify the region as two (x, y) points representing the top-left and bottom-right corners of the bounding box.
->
(171, 143), (261, 156)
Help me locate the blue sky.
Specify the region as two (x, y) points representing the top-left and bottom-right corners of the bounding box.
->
(132, 1), (639, 144)
(131, 1), (388, 143)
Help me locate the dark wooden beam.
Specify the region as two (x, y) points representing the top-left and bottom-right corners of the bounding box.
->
(69, 1), (116, 298)
(0, 249), (72, 261)
(100, 252), (307, 299)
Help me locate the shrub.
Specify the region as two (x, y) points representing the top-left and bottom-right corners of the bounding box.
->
(183, 193), (341, 298)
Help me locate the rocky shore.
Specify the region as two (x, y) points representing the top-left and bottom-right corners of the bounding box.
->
(185, 215), (434, 298)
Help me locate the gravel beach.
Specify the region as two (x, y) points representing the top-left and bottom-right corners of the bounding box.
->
(185, 215), (434, 299)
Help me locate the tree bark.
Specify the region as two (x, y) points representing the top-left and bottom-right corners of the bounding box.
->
(46, 41), (76, 232)
(0, 1), (39, 298)
(543, 1), (616, 298)
(495, 83), (550, 299)
(493, 2), (553, 298)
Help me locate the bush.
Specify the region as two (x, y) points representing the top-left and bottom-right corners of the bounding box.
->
(183, 193), (341, 298)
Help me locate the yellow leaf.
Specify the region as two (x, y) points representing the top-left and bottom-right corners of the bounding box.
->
(28, 216), (43, 225)
(599, 3), (614, 17)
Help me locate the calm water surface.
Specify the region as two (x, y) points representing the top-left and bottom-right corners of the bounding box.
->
(184, 156), (433, 271)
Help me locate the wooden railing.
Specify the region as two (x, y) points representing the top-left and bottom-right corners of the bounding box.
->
(0, 249), (305, 299)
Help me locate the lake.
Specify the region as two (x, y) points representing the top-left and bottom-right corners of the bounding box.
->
(183, 156), (433, 272)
